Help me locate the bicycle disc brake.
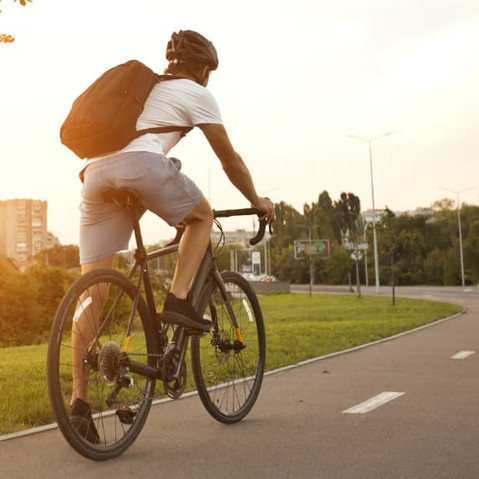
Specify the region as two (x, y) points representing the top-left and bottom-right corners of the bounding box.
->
(212, 329), (232, 364)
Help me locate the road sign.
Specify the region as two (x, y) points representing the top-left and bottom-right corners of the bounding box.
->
(351, 251), (363, 261)
(344, 241), (368, 251)
(294, 239), (330, 259)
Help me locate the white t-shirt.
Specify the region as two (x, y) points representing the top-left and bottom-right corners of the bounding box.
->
(84, 78), (223, 166)
(127, 79), (223, 155)
(121, 78), (222, 156)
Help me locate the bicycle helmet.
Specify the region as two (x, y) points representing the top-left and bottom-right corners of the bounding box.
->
(166, 30), (219, 70)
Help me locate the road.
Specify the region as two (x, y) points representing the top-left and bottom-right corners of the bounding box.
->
(1, 286), (478, 478)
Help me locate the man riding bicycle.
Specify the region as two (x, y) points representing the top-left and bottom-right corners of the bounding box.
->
(71, 30), (274, 441)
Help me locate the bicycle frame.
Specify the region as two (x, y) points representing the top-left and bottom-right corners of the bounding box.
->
(126, 206), (234, 328)
(48, 188), (270, 460)
(110, 195), (265, 383)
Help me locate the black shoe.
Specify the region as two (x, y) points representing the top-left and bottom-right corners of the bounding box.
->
(70, 398), (101, 444)
(158, 293), (211, 333)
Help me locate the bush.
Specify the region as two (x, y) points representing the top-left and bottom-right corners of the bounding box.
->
(0, 258), (77, 346)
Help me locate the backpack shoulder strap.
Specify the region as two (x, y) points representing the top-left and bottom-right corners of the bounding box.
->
(135, 125), (192, 138)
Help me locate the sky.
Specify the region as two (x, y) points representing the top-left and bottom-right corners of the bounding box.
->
(1, 0), (478, 246)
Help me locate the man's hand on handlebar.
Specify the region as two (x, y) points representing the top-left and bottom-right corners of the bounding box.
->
(251, 197), (275, 224)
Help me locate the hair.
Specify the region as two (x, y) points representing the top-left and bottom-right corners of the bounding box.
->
(164, 61), (208, 85)
(164, 60), (205, 77)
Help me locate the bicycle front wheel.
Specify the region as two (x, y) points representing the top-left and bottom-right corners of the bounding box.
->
(191, 271), (266, 424)
(47, 268), (158, 461)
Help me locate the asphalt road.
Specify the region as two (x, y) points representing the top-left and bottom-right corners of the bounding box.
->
(1, 286), (478, 478)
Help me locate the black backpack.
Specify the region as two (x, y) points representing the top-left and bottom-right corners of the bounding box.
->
(60, 59), (192, 159)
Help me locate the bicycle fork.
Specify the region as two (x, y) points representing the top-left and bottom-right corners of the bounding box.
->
(212, 270), (244, 345)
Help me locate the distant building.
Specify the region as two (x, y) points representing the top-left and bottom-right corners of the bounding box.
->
(0, 198), (59, 267)
(362, 207), (434, 224)
(361, 209), (385, 225)
(211, 228), (256, 247)
(401, 207), (434, 217)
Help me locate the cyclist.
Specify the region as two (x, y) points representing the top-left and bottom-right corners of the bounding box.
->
(71, 30), (275, 441)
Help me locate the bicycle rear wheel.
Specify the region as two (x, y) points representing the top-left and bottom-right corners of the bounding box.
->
(47, 268), (158, 461)
(191, 271), (266, 424)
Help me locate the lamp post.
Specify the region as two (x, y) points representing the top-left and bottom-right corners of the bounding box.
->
(440, 187), (472, 289)
(346, 131), (396, 293)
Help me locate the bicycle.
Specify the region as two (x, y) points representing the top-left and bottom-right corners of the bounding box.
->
(47, 187), (270, 461)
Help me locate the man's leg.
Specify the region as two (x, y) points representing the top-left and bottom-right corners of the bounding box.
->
(169, 197), (213, 299)
(81, 255), (114, 275)
(71, 254), (114, 404)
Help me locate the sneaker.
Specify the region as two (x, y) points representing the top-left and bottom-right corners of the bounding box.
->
(70, 398), (101, 444)
(158, 293), (211, 333)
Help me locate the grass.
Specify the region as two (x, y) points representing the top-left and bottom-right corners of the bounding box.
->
(0, 293), (462, 436)
(260, 294), (462, 370)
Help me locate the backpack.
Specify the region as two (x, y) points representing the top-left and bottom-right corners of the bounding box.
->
(60, 59), (192, 159)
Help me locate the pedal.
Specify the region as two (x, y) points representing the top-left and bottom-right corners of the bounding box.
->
(116, 406), (137, 425)
(186, 315), (211, 336)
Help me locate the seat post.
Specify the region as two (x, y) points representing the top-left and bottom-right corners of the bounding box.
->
(125, 195), (147, 262)
(100, 188), (148, 263)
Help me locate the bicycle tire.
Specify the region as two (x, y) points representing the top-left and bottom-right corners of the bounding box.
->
(47, 268), (158, 461)
(191, 271), (266, 424)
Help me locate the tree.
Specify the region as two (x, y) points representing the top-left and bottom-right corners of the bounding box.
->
(25, 263), (77, 341)
(335, 192), (362, 241)
(0, 257), (38, 345)
(303, 191), (339, 242)
(34, 244), (80, 269)
(377, 210), (430, 286)
(463, 218), (479, 284)
(267, 192), (366, 284)
(269, 201), (303, 280)
(0, 257), (77, 346)
(270, 201), (303, 251)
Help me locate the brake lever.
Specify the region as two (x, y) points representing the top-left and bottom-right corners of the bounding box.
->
(249, 218), (267, 246)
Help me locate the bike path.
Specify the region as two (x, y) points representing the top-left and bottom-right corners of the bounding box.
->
(1, 290), (478, 478)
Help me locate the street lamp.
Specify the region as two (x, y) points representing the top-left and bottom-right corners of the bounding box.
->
(440, 187), (472, 289)
(346, 131), (397, 293)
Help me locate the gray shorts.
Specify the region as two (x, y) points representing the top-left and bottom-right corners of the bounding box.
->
(79, 151), (203, 264)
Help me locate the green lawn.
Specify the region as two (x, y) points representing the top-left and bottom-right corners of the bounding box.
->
(260, 294), (462, 370)
(0, 293), (462, 436)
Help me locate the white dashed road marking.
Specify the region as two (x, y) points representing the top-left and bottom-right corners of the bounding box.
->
(343, 392), (405, 414)
(451, 350), (475, 359)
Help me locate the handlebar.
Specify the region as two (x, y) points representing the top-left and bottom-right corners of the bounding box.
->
(165, 208), (272, 247)
(213, 208), (272, 246)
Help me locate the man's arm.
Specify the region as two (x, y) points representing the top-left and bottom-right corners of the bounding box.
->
(199, 123), (274, 218)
